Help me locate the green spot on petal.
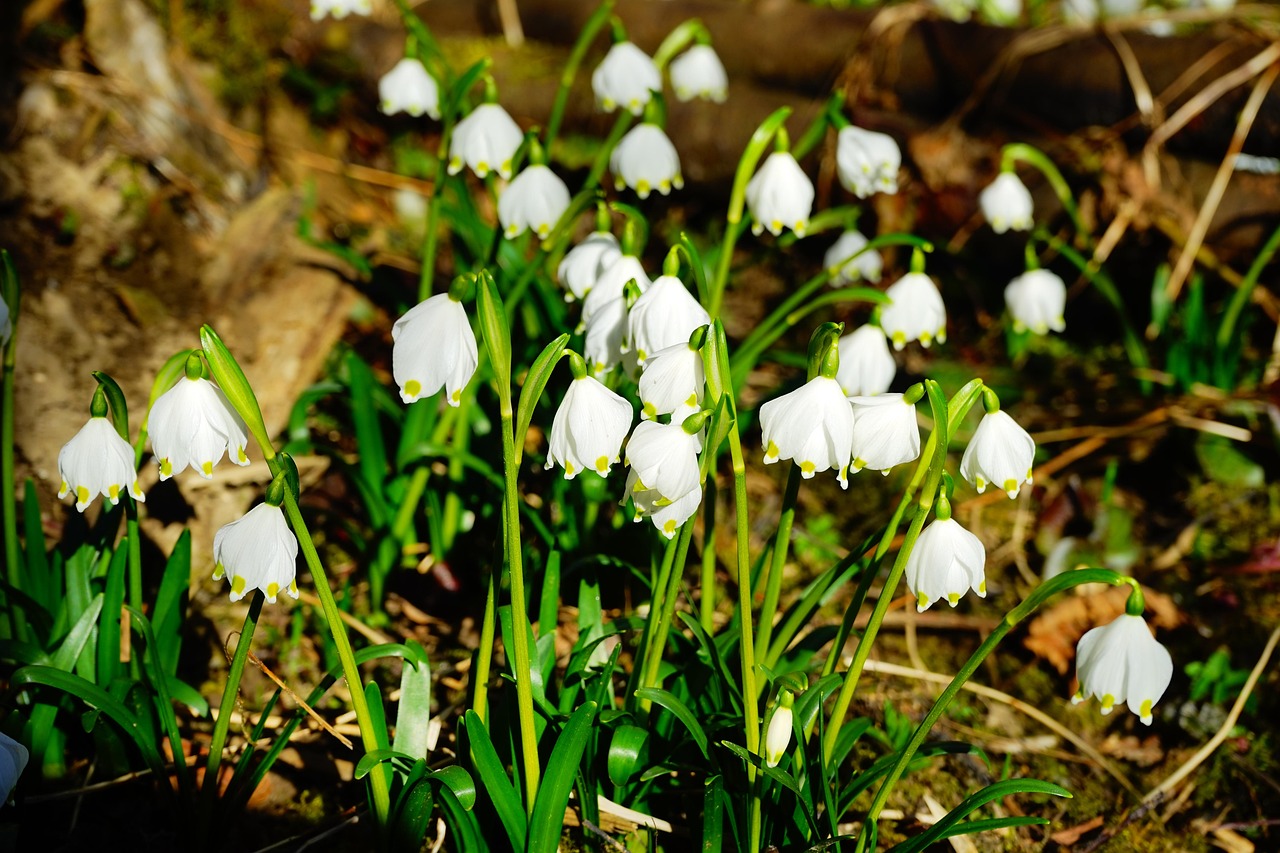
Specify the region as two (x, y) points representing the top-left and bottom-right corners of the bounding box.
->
(1100, 694), (1115, 712)
(642, 402), (656, 418)
(212, 562), (225, 581)
(160, 459), (173, 477)
(595, 455), (609, 473)
(917, 593), (929, 610)
(948, 592), (959, 605)
(237, 447), (247, 463)
(266, 582), (280, 601)
(1140, 699), (1153, 719)
(231, 575), (246, 595)
(404, 379), (422, 399)
(800, 460), (815, 474)
(765, 440), (780, 459)
(565, 460), (576, 476)
(202, 461), (214, 476)
(662, 520), (676, 536)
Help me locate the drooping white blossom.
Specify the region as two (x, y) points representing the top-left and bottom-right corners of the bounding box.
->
(498, 165), (571, 242)
(378, 58), (440, 119)
(1005, 269), (1066, 335)
(558, 231), (622, 303)
(1072, 613), (1173, 725)
(669, 44), (728, 103)
(905, 517), (987, 611)
(745, 152), (814, 238)
(879, 273), (947, 350)
(581, 253), (652, 374)
(592, 41), (661, 115)
(626, 275), (709, 365)
(849, 392), (921, 474)
(545, 373), (634, 478)
(836, 125), (901, 198)
(148, 376), (250, 480)
(825, 229), (883, 285)
(624, 419), (703, 508)
(392, 293), (479, 406)
(624, 474), (703, 538)
(310, 0), (370, 21)
(448, 103), (523, 179)
(58, 417), (145, 512)
(960, 409), (1035, 498)
(611, 123), (683, 199)
(759, 376), (854, 487)
(836, 326), (896, 398)
(213, 502), (299, 604)
(638, 339), (705, 420)
(979, 172), (1034, 233)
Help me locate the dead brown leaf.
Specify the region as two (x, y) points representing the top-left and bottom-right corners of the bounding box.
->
(1099, 733), (1166, 767)
(1050, 815), (1104, 846)
(1024, 584), (1181, 674)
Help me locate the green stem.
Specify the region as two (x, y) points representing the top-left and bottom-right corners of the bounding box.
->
(1218, 222), (1280, 351)
(729, 426), (763, 851)
(638, 519), (698, 706)
(199, 593), (263, 823)
(699, 474), (718, 632)
(753, 464), (802, 665)
(419, 135), (452, 302)
(1001, 143), (1088, 243)
(859, 569), (1135, 842)
(471, 560), (499, 724)
(545, 0), (616, 153)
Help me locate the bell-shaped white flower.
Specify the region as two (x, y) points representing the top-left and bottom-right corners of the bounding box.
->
(639, 339), (705, 420)
(880, 273), (947, 350)
(310, 0), (370, 21)
(545, 367), (634, 478)
(960, 404), (1034, 498)
(849, 392), (921, 474)
(582, 253), (651, 374)
(592, 41), (661, 115)
(448, 103), (523, 179)
(559, 231), (622, 303)
(764, 692), (795, 768)
(378, 58), (440, 120)
(611, 123), (684, 199)
(837, 125), (901, 198)
(905, 506), (986, 612)
(760, 375), (853, 487)
(625, 473), (703, 538)
(1062, 0), (1142, 24)
(624, 418), (703, 508)
(149, 373), (250, 480)
(979, 172), (1033, 233)
(746, 152), (814, 237)
(0, 732), (28, 805)
(836, 326), (896, 397)
(627, 274), (709, 365)
(392, 292), (478, 405)
(58, 416), (145, 512)
(825, 229), (883, 285)
(1005, 268), (1066, 335)
(1072, 612), (1173, 725)
(213, 501), (299, 604)
(498, 165), (571, 242)
(669, 44), (728, 103)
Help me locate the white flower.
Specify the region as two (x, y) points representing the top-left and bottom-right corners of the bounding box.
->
(392, 293), (479, 405)
(669, 45), (728, 103)
(764, 694), (794, 768)
(745, 152), (814, 237)
(546, 374), (634, 478)
(581, 254), (651, 375)
(849, 393), (920, 474)
(1072, 613), (1173, 725)
(626, 275), (709, 365)
(933, 0), (977, 20)
(979, 172), (1034, 233)
(592, 41), (661, 115)
(836, 326), (896, 397)
(149, 376), (250, 480)
(905, 517), (986, 611)
(310, 0), (370, 21)
(1005, 269), (1066, 334)
(880, 273), (946, 350)
(1062, 0), (1142, 23)
(625, 473), (703, 538)
(0, 732), (28, 804)
(498, 165), (571, 242)
(448, 103), (523, 179)
(960, 410), (1035, 498)
(825, 229), (883, 285)
(837, 126), (901, 198)
(58, 417), (145, 512)
(612, 123), (684, 199)
(378, 58), (440, 120)
(213, 503), (299, 604)
(639, 340), (705, 420)
(624, 419), (702, 507)
(981, 0), (1022, 25)
(558, 232), (622, 303)
(759, 376), (853, 487)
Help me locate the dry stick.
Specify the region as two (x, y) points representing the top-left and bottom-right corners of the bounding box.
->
(860, 658), (1141, 798)
(1103, 27), (1160, 187)
(1146, 41), (1280, 151)
(1144, 625), (1280, 804)
(297, 589), (396, 646)
(1155, 60), (1280, 326)
(245, 650), (355, 750)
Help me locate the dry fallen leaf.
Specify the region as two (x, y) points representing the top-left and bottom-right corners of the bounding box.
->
(1050, 815), (1104, 846)
(1024, 584), (1181, 674)
(1099, 733), (1165, 767)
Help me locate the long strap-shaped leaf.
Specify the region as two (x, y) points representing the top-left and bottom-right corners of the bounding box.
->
(527, 700), (598, 853)
(462, 710), (527, 850)
(889, 779), (1070, 853)
(633, 687), (711, 762)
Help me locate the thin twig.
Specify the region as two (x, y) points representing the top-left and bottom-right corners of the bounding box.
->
(1144, 625), (1280, 803)
(245, 650), (354, 749)
(1145, 41), (1280, 151)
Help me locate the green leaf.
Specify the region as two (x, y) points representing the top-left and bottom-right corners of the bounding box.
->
(364, 681), (394, 793)
(513, 334), (569, 466)
(676, 611), (743, 714)
(355, 748), (418, 780)
(96, 540), (128, 687)
(634, 687), (710, 760)
(476, 271), (512, 394)
(607, 724), (648, 787)
(702, 774), (724, 853)
(437, 782), (486, 852)
(890, 779), (1069, 853)
(721, 741), (820, 837)
(528, 701), (598, 853)
(431, 764), (476, 811)
(345, 350), (390, 521)
(22, 479), (53, 612)
(151, 530), (190, 677)
(390, 775), (435, 853)
(393, 640), (432, 762)
(26, 593), (105, 760)
(461, 710), (527, 850)
(123, 604), (191, 794)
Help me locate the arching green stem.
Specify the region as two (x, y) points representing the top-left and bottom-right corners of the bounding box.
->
(545, 0), (616, 152)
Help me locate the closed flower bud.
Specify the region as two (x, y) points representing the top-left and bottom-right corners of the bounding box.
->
(879, 273), (946, 350)
(392, 293), (479, 406)
(592, 41), (661, 115)
(849, 392), (921, 474)
(148, 374), (250, 480)
(669, 44), (728, 103)
(448, 103), (523, 179)
(1005, 269), (1066, 335)
(626, 275), (709, 366)
(764, 691), (795, 768)
(558, 231), (622, 303)
(498, 165), (571, 242)
(746, 152), (814, 238)
(213, 502), (299, 604)
(546, 374), (634, 478)
(611, 123), (684, 199)
(836, 326), (896, 398)
(825, 229), (883, 285)
(1072, 613), (1172, 725)
(760, 376), (853, 487)
(58, 417), (145, 512)
(960, 409), (1035, 498)
(837, 125), (901, 198)
(979, 172), (1034, 233)
(379, 58), (440, 119)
